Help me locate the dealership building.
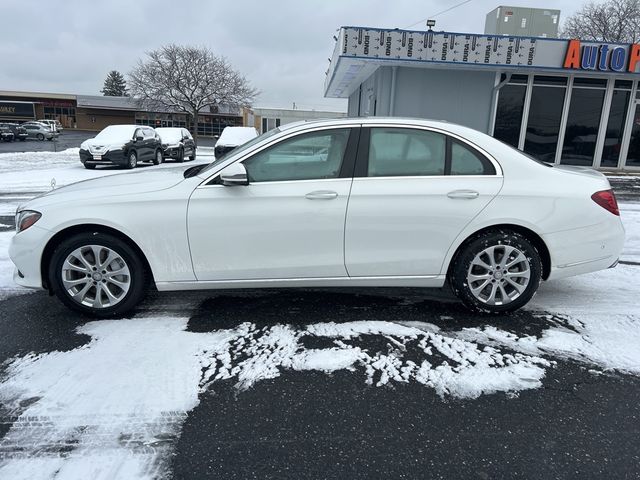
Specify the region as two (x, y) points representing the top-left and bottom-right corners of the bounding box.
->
(0, 91), (242, 137)
(325, 26), (640, 171)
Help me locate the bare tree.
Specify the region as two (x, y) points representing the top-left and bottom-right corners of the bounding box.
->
(562, 0), (640, 43)
(128, 45), (257, 143)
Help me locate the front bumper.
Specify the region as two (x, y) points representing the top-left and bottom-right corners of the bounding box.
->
(162, 146), (182, 159)
(80, 148), (128, 167)
(8, 225), (51, 290)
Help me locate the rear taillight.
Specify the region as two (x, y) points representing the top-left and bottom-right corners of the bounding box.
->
(591, 189), (620, 216)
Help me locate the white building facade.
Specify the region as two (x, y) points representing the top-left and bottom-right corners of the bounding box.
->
(325, 26), (640, 171)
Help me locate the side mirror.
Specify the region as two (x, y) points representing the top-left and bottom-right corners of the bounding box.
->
(219, 162), (249, 186)
(135, 136), (144, 142)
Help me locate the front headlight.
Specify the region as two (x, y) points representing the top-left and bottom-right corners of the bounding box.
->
(15, 210), (41, 233)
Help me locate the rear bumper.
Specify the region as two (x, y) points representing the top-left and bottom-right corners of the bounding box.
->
(544, 215), (625, 280)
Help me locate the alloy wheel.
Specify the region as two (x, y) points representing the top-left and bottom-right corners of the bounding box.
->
(61, 245), (131, 308)
(465, 245), (531, 306)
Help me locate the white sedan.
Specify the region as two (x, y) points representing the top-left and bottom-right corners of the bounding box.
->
(9, 118), (625, 317)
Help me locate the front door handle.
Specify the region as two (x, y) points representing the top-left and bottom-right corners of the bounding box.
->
(447, 189), (479, 199)
(305, 190), (338, 200)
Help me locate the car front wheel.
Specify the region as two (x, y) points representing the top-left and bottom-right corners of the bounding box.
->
(449, 230), (542, 313)
(153, 149), (163, 165)
(126, 151), (137, 169)
(49, 232), (148, 317)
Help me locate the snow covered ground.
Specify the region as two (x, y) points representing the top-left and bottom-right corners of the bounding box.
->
(0, 148), (211, 215)
(0, 149), (639, 478)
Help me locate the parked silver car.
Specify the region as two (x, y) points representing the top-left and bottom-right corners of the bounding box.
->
(22, 123), (58, 141)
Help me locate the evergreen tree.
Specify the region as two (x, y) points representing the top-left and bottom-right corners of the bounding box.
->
(101, 70), (128, 96)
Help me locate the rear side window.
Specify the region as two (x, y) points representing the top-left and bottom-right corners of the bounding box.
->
(451, 140), (496, 175)
(368, 128), (446, 177)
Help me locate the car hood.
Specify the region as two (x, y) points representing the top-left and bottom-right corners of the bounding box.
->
(22, 167), (189, 210)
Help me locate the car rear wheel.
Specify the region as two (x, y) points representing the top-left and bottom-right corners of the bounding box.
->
(449, 230), (542, 314)
(126, 151), (137, 169)
(49, 233), (149, 317)
(153, 149), (163, 165)
(37, 133), (44, 141)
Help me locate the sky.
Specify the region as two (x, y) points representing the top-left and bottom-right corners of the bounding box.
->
(0, 0), (583, 113)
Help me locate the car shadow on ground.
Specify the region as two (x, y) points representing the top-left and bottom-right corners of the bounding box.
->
(179, 288), (573, 339)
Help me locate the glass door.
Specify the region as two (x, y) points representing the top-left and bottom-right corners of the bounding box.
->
(624, 101), (640, 168)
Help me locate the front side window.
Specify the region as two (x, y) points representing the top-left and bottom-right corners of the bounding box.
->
(242, 128), (350, 182)
(368, 128), (446, 177)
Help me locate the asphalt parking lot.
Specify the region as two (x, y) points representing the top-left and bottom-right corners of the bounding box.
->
(0, 288), (639, 478)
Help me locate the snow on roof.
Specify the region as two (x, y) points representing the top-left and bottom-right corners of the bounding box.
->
(216, 127), (259, 147)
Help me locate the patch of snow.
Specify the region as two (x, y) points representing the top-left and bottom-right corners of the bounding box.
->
(0, 317), (233, 479)
(620, 202), (640, 263)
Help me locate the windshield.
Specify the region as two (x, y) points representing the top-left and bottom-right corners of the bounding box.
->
(95, 125), (137, 142)
(200, 127), (281, 174)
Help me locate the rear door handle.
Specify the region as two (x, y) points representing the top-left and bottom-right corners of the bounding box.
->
(305, 190), (338, 200)
(447, 189), (480, 199)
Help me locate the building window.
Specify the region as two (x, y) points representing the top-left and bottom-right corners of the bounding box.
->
(560, 77), (607, 166)
(261, 117), (279, 133)
(625, 104), (640, 168)
(524, 76), (567, 162)
(494, 76), (527, 147)
(602, 80), (632, 167)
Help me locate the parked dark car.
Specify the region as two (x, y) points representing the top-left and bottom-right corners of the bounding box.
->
(0, 123), (28, 141)
(79, 125), (164, 169)
(0, 126), (14, 142)
(155, 127), (196, 162)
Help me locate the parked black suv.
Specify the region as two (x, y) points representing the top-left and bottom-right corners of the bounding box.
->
(79, 125), (164, 169)
(0, 126), (15, 142)
(0, 123), (28, 141)
(155, 127), (196, 162)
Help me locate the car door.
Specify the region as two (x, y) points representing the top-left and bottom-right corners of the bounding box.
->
(143, 128), (156, 159)
(133, 128), (146, 159)
(182, 129), (194, 155)
(344, 126), (503, 277)
(187, 126), (359, 281)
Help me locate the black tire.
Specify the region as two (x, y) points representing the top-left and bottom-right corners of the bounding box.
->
(126, 150), (137, 169)
(48, 232), (149, 318)
(153, 149), (163, 165)
(449, 230), (542, 314)
(188, 150), (195, 161)
(84, 163), (96, 170)
(37, 133), (44, 141)
(177, 147), (184, 163)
